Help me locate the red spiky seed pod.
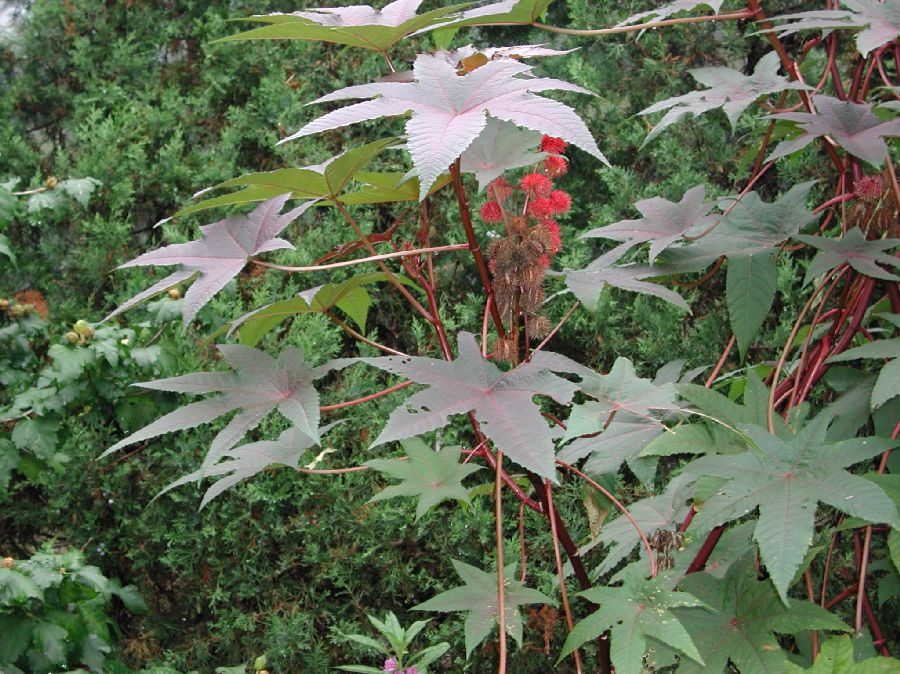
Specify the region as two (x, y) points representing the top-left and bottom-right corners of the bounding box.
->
(540, 220), (562, 254)
(528, 197), (555, 219)
(479, 201), (504, 223)
(540, 135), (568, 155)
(543, 155), (568, 178)
(854, 175), (883, 202)
(520, 172), (552, 197)
(548, 190), (571, 215)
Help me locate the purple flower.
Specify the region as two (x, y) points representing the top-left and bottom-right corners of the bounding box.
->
(405, 668), (418, 674)
(383, 659), (398, 672)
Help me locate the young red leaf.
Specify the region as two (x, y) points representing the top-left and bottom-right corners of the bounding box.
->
(107, 194), (315, 325)
(641, 52), (809, 144)
(282, 53), (607, 198)
(102, 345), (354, 469)
(796, 227), (900, 284)
(767, 96), (900, 166)
(618, 0), (724, 27)
(362, 332), (589, 480)
(582, 184), (717, 263)
(759, 1), (900, 57)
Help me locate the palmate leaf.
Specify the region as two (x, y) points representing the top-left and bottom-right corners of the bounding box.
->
(363, 331), (589, 480)
(218, 0), (473, 52)
(800, 636), (900, 673)
(768, 96), (900, 166)
(563, 243), (690, 312)
(618, 0), (724, 27)
(673, 554), (850, 674)
(412, 559), (552, 657)
(796, 228), (900, 285)
(102, 345), (354, 468)
(107, 194), (316, 325)
(759, 1), (900, 57)
(828, 332), (900, 409)
(583, 474), (694, 576)
(459, 116), (547, 191)
(582, 184), (717, 263)
(688, 415), (900, 601)
(559, 564), (705, 674)
(283, 52), (607, 197)
(640, 52), (810, 144)
(177, 139), (398, 217)
(365, 437), (483, 520)
(424, 0), (554, 29)
(228, 272), (416, 346)
(161, 426), (328, 508)
(559, 360), (691, 485)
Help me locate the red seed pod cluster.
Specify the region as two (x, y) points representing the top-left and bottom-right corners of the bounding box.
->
(477, 136), (574, 356)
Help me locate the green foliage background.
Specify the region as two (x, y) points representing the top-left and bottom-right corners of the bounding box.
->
(1, 1), (889, 672)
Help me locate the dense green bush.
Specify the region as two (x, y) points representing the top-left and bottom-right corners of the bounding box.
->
(2, 1), (898, 672)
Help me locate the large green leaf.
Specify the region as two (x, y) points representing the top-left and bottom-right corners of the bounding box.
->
(177, 139), (397, 217)
(218, 2), (472, 52)
(230, 272), (416, 346)
(797, 635), (900, 673)
(365, 437), (483, 520)
(674, 554), (850, 674)
(413, 559), (552, 657)
(727, 251), (777, 360)
(559, 564), (705, 674)
(688, 415), (900, 601)
(0, 233), (14, 264)
(341, 171), (452, 205)
(828, 333), (900, 409)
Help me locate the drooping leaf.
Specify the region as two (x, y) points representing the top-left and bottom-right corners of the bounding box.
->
(108, 194), (316, 325)
(218, 0), (472, 52)
(365, 437), (483, 520)
(159, 426), (327, 508)
(641, 52), (810, 144)
(759, 2), (900, 57)
(673, 554), (850, 674)
(0, 233), (15, 264)
(798, 635), (900, 673)
(363, 331), (589, 479)
(688, 416), (900, 601)
(103, 345), (353, 468)
(177, 139), (397, 216)
(582, 184), (717, 263)
(767, 96), (900, 166)
(229, 272), (415, 345)
(459, 117), (547, 191)
(563, 243), (690, 312)
(727, 250), (777, 360)
(283, 52), (607, 197)
(343, 171), (452, 205)
(618, 0), (724, 26)
(828, 333), (900, 409)
(558, 563), (705, 674)
(584, 474), (694, 576)
(796, 228), (900, 285)
(412, 559), (552, 657)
